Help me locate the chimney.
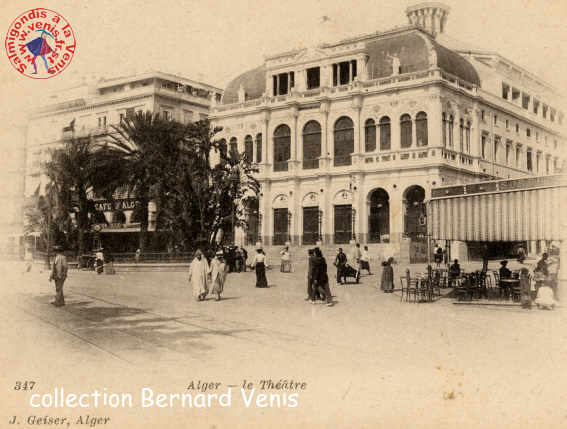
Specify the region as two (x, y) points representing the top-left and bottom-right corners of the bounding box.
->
(406, 2), (450, 38)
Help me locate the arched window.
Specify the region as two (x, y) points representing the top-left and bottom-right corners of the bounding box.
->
(465, 121), (471, 154)
(334, 116), (354, 166)
(244, 135), (253, 162)
(273, 124), (291, 172)
(442, 113), (447, 147)
(415, 112), (428, 147)
(379, 116), (391, 151)
(255, 133), (262, 163)
(459, 118), (464, 152)
(302, 121), (321, 169)
(364, 118), (376, 152)
(229, 137), (238, 156)
(400, 114), (412, 148)
(448, 115), (454, 147)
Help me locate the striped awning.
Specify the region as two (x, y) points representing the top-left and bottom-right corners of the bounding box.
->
(428, 175), (567, 242)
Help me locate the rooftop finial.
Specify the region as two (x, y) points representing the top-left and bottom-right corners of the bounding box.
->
(406, 2), (450, 38)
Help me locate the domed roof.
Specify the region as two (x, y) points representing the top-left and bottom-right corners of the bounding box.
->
(364, 30), (480, 86)
(222, 65), (266, 105)
(221, 29), (480, 105)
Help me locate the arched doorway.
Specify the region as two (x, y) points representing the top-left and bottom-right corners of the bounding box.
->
(404, 185), (427, 263)
(404, 185), (426, 236)
(368, 188), (390, 243)
(245, 198), (259, 245)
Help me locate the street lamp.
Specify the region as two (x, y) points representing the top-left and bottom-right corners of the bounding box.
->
(318, 209), (323, 242)
(287, 211), (292, 244)
(351, 208), (357, 241)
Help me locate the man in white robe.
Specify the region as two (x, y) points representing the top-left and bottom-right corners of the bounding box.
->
(188, 249), (210, 301)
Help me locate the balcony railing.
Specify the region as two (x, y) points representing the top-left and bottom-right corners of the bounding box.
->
(302, 159), (319, 169)
(334, 156), (352, 167)
(273, 161), (288, 172)
(212, 68), (478, 115)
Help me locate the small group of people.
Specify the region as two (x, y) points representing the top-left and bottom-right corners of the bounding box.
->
(307, 247), (333, 306)
(188, 249), (229, 301)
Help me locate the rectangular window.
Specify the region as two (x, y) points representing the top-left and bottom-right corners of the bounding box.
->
(505, 119), (509, 130)
(279, 73), (288, 95)
(306, 67), (320, 89)
(481, 135), (487, 159)
(493, 114), (498, 126)
(542, 104), (548, 119)
(339, 61), (350, 85)
(522, 93), (530, 110)
(512, 88), (521, 103)
(527, 150), (533, 172)
(516, 147), (521, 167)
(502, 83), (510, 99)
(550, 108), (556, 122)
(533, 99), (540, 114)
(505, 143), (511, 165)
(481, 110), (485, 121)
(516, 123), (519, 133)
(119, 113), (124, 123)
(526, 128), (531, 138)
(163, 110), (170, 120)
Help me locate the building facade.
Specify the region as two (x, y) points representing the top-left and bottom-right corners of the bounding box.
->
(24, 71), (222, 252)
(210, 3), (566, 262)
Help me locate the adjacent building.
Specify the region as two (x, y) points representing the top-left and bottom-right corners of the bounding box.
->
(210, 2), (566, 262)
(24, 71), (222, 252)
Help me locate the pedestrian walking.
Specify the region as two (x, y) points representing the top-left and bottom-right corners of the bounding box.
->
(135, 248), (141, 264)
(306, 248), (315, 301)
(95, 248), (104, 274)
(312, 248), (333, 306)
(188, 249), (210, 301)
(253, 248), (268, 288)
(380, 257), (394, 293)
(240, 247), (248, 272)
(351, 243), (362, 273)
(360, 245), (372, 275)
(280, 245), (292, 273)
(334, 248), (347, 285)
(49, 246), (68, 307)
(210, 251), (229, 301)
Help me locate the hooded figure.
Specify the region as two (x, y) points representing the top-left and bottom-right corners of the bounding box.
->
(210, 251), (229, 301)
(188, 249), (210, 301)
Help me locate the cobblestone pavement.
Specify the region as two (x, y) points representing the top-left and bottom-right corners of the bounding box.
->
(1, 260), (566, 429)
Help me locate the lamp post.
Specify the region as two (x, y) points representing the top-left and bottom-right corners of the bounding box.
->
(287, 211), (292, 244)
(351, 208), (357, 241)
(318, 209), (323, 243)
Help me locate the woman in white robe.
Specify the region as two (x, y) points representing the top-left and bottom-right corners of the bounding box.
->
(188, 249), (210, 301)
(210, 251), (229, 301)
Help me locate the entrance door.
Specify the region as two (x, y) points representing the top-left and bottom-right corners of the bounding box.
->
(303, 206), (319, 245)
(334, 205), (352, 244)
(273, 208), (288, 245)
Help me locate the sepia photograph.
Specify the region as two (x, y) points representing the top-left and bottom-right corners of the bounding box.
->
(1, 0), (566, 428)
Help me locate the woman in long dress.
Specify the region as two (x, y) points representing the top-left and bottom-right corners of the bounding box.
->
(254, 249), (268, 288)
(188, 249), (210, 301)
(380, 257), (394, 293)
(210, 251), (228, 301)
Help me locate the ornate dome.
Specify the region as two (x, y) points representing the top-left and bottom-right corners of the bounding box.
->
(222, 65), (266, 105)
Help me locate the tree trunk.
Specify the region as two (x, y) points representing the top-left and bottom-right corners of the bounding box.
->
(138, 198), (149, 252)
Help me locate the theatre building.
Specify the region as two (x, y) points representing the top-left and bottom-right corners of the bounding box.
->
(210, 2), (566, 262)
(24, 71), (222, 252)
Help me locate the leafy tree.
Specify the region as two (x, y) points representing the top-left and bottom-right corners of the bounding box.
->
(102, 112), (187, 251)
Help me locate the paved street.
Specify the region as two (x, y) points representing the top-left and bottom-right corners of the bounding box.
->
(1, 259), (567, 429)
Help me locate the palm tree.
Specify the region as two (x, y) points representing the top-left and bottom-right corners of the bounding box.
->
(103, 111), (186, 251)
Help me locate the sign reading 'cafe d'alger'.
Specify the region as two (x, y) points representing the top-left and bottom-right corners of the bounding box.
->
(94, 199), (140, 212)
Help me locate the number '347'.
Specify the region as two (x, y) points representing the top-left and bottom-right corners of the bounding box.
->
(14, 381), (36, 390)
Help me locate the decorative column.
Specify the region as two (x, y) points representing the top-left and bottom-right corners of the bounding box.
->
(389, 185), (404, 259)
(427, 95), (442, 148)
(352, 94), (363, 165)
(357, 174), (366, 243)
(390, 103), (401, 152)
(289, 104), (299, 173)
(319, 100), (330, 170)
(261, 109), (271, 173)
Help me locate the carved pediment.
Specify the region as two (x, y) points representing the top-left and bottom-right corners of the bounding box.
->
(294, 47), (328, 64)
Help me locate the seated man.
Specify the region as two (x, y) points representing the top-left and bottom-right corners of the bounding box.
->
(448, 259), (461, 287)
(499, 260), (512, 279)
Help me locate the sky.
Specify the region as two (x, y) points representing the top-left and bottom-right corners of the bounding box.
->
(1, 0), (566, 152)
